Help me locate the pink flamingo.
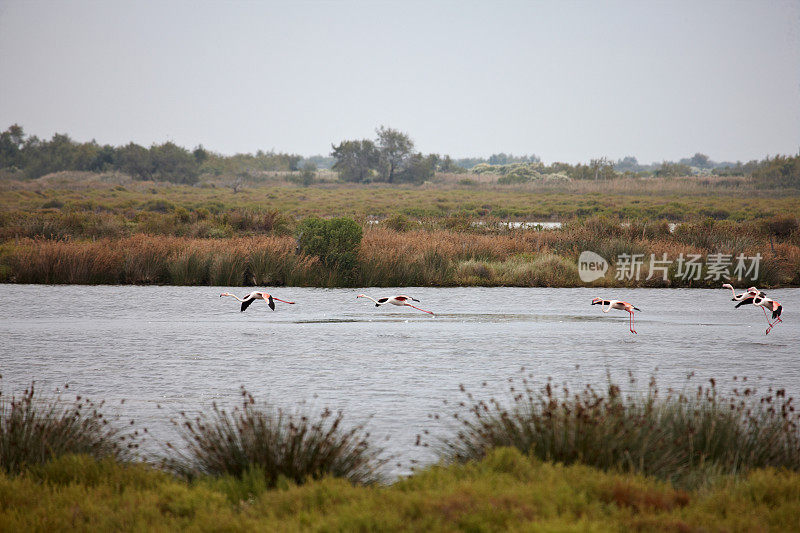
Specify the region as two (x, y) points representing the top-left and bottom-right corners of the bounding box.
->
(592, 298), (640, 334)
(722, 283), (766, 308)
(752, 294), (783, 335)
(356, 294), (434, 315)
(220, 291), (295, 312)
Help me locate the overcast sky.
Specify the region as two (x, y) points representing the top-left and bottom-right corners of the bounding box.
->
(1, 0), (798, 163)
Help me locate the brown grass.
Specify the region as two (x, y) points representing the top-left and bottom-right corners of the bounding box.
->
(1, 216), (798, 287)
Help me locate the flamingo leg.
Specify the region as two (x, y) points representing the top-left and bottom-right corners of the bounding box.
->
(765, 316), (782, 335)
(272, 297), (296, 304)
(406, 304), (434, 315)
(629, 311), (637, 334)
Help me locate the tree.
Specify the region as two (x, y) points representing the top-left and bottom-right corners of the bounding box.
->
(149, 142), (200, 184)
(331, 140), (380, 182)
(0, 124), (25, 169)
(589, 157), (615, 180)
(689, 153), (712, 169)
(116, 143), (153, 180)
(396, 153), (437, 184)
(376, 126), (414, 183)
(193, 145), (209, 165)
(437, 154), (462, 173)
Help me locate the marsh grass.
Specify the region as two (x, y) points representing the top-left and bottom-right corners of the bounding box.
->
(0, 382), (140, 475)
(429, 373), (800, 488)
(164, 388), (386, 490)
(1, 214), (798, 286)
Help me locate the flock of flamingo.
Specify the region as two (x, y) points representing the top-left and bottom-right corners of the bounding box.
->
(220, 284), (784, 336)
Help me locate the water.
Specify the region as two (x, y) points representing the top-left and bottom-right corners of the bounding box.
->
(1, 285), (797, 473)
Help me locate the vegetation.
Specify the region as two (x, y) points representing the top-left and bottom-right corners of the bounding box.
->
(2, 448), (800, 531)
(296, 216), (363, 278)
(2, 372), (800, 530)
(164, 388), (385, 489)
(1, 214), (798, 287)
(0, 382), (139, 475)
(430, 373), (800, 489)
(2, 125), (800, 288)
(331, 126), (438, 184)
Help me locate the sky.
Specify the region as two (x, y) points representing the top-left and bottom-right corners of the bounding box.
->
(1, 0), (798, 164)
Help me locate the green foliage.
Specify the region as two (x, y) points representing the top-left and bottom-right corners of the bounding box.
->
(331, 139), (380, 182)
(165, 388), (385, 489)
(751, 154), (800, 188)
(149, 142), (199, 185)
(2, 447), (800, 530)
(376, 126), (414, 183)
(296, 216), (362, 274)
(0, 383), (138, 475)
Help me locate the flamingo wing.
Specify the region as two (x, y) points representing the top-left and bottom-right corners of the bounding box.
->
(268, 295), (275, 310)
(241, 298), (255, 312)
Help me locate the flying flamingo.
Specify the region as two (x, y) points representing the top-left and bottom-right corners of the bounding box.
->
(722, 284), (766, 308)
(220, 291), (295, 312)
(752, 294), (783, 335)
(356, 294), (434, 315)
(591, 298), (641, 334)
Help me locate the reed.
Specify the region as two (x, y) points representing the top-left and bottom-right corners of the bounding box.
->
(429, 373), (800, 488)
(163, 388), (386, 488)
(0, 382), (139, 475)
(1, 216), (798, 287)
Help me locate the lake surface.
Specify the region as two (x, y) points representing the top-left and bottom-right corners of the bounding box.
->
(1, 285), (797, 474)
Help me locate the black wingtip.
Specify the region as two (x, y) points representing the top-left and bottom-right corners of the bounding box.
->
(268, 295), (275, 310)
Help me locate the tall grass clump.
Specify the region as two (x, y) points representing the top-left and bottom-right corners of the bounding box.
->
(165, 388), (386, 489)
(430, 373), (800, 488)
(0, 382), (139, 475)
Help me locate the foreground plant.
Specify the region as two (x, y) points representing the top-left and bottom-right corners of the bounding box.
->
(427, 372), (800, 487)
(165, 388), (386, 487)
(0, 380), (139, 474)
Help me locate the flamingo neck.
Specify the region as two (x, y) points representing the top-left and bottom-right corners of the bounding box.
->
(359, 295), (381, 305)
(221, 293), (247, 303)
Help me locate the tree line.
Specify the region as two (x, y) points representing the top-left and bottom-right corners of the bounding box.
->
(0, 124), (302, 184)
(1, 123), (798, 187)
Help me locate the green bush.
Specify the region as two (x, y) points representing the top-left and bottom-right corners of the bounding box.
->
(296, 216), (362, 274)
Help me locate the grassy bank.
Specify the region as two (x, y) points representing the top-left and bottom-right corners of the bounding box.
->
(2, 448), (799, 531)
(3, 373), (800, 530)
(1, 217), (798, 287)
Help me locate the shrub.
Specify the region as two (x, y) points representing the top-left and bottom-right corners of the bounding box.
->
(430, 373), (800, 488)
(296, 216), (362, 275)
(0, 382), (139, 475)
(165, 388), (385, 488)
(383, 214), (412, 232)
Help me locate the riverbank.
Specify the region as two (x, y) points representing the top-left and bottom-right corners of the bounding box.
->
(2, 448), (798, 531)
(1, 218), (798, 287)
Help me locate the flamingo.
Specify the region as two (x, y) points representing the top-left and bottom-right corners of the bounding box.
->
(220, 291), (295, 312)
(356, 294), (434, 315)
(752, 294), (783, 335)
(591, 298), (640, 334)
(722, 284), (766, 308)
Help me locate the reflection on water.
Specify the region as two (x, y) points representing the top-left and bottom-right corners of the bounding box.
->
(0, 285), (797, 474)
